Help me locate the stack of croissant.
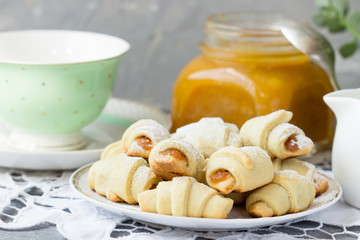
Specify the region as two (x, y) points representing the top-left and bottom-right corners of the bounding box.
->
(88, 110), (329, 219)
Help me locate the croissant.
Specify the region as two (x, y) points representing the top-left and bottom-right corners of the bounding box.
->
(101, 140), (125, 160)
(246, 170), (316, 217)
(138, 176), (234, 219)
(206, 146), (274, 194)
(272, 158), (315, 180)
(313, 172), (329, 197)
(225, 192), (249, 205)
(172, 117), (242, 158)
(272, 158), (328, 196)
(239, 110), (313, 159)
(148, 138), (206, 182)
(122, 119), (170, 158)
(88, 154), (162, 204)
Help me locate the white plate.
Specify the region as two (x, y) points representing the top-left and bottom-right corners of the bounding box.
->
(0, 98), (171, 170)
(70, 164), (343, 231)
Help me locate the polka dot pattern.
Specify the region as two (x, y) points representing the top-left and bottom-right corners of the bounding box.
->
(0, 57), (120, 134)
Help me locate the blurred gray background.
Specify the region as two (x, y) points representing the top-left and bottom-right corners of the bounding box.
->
(0, 0), (359, 111)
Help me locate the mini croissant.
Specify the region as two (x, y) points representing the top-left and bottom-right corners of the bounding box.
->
(272, 158), (328, 196)
(148, 138), (206, 182)
(246, 170), (316, 217)
(272, 158), (315, 180)
(172, 117), (242, 158)
(122, 119), (170, 159)
(138, 176), (234, 219)
(206, 146), (274, 194)
(239, 110), (313, 159)
(101, 140), (126, 160)
(88, 154), (162, 204)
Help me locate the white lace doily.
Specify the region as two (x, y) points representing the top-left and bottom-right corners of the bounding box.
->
(0, 155), (360, 240)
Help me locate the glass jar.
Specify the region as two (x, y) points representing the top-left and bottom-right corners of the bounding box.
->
(171, 12), (336, 150)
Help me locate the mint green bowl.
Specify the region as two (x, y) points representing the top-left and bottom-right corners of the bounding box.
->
(0, 30), (130, 151)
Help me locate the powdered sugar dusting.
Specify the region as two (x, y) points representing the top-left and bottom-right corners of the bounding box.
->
(128, 141), (145, 153)
(301, 161), (316, 180)
(134, 165), (152, 185)
(271, 123), (302, 142)
(172, 122), (199, 139)
(270, 123), (313, 152)
(241, 146), (270, 163)
(311, 172), (341, 206)
(151, 138), (205, 180)
(124, 119), (170, 148)
(156, 138), (202, 161)
(293, 135), (313, 151)
(173, 117), (224, 137)
(171, 117), (242, 158)
(275, 170), (309, 182)
(136, 120), (170, 142)
(225, 123), (242, 147)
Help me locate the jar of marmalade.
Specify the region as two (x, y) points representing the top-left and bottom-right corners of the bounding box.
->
(171, 12), (336, 150)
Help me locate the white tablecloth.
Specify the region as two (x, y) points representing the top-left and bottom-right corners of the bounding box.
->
(0, 163), (359, 240)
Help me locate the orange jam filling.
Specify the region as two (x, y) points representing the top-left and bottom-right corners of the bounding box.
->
(284, 135), (300, 152)
(135, 137), (153, 151)
(155, 149), (188, 174)
(210, 169), (233, 184)
(160, 149), (187, 161)
(149, 183), (158, 190)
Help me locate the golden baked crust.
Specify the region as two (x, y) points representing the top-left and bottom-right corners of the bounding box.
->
(122, 119), (170, 159)
(206, 146), (274, 194)
(246, 170), (316, 217)
(314, 172), (329, 196)
(101, 140), (126, 160)
(240, 110), (314, 159)
(272, 158), (329, 196)
(172, 117), (242, 158)
(149, 138), (206, 182)
(138, 176), (234, 219)
(92, 112), (325, 220)
(88, 154), (162, 204)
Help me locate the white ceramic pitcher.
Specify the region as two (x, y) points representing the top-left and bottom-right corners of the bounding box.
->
(323, 88), (360, 209)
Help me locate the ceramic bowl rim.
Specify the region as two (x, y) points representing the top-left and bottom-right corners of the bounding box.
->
(0, 29), (130, 65)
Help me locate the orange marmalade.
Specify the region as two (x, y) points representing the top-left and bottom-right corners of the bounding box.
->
(171, 13), (336, 150)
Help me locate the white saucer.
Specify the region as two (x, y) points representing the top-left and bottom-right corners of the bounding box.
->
(70, 164), (342, 231)
(0, 98), (171, 170)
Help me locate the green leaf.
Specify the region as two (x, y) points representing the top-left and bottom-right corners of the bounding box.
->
(313, 0), (360, 58)
(313, 11), (330, 27)
(313, 7), (346, 32)
(339, 40), (357, 58)
(327, 16), (346, 32)
(346, 10), (360, 28)
(315, 0), (330, 8)
(332, 0), (349, 15)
